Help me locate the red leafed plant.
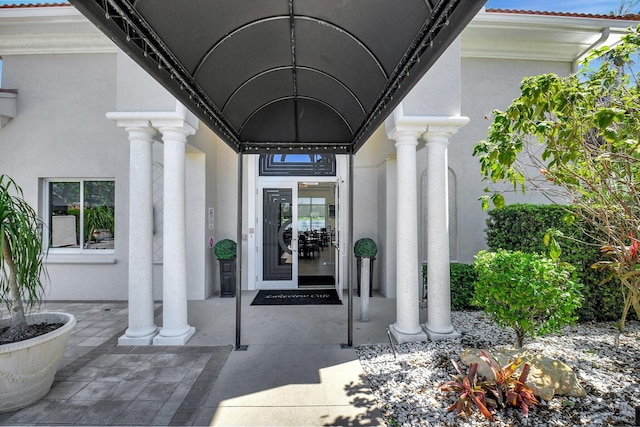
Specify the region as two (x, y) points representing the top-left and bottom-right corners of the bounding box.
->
(439, 359), (495, 421)
(440, 351), (539, 421)
(479, 351), (539, 417)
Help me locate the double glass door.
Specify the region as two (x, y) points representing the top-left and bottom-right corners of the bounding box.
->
(258, 181), (338, 290)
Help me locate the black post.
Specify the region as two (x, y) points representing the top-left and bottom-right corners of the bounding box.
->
(235, 152), (243, 350)
(348, 151), (354, 347)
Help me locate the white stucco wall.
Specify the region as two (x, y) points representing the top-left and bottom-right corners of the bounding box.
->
(402, 38), (461, 117)
(454, 57), (572, 264)
(0, 52), (130, 300)
(116, 50), (177, 112)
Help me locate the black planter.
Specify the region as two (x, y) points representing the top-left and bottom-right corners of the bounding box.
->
(356, 257), (375, 297)
(218, 258), (236, 297)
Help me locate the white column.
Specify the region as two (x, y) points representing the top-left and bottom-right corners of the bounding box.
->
(388, 130), (428, 343)
(422, 122), (467, 340)
(153, 124), (196, 345)
(110, 121), (157, 346)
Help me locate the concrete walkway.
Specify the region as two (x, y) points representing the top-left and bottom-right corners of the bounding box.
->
(0, 291), (415, 426)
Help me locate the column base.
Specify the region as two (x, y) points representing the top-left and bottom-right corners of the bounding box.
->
(118, 328), (158, 346)
(153, 326), (195, 346)
(422, 324), (461, 341)
(388, 323), (429, 344)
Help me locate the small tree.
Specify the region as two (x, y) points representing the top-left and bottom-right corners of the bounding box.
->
(0, 175), (47, 343)
(473, 26), (640, 331)
(473, 250), (583, 348)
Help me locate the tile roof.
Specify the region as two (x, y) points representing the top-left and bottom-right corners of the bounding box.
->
(0, 3), (69, 8)
(486, 8), (640, 21)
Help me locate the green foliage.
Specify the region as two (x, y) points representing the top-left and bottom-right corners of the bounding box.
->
(423, 262), (477, 311)
(84, 205), (115, 245)
(486, 204), (630, 322)
(0, 175), (47, 336)
(473, 249), (583, 348)
(354, 237), (377, 258)
(473, 26), (640, 330)
(214, 239), (236, 260)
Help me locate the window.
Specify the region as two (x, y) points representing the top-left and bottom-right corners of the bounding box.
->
(47, 179), (115, 251)
(298, 197), (326, 231)
(259, 154), (336, 176)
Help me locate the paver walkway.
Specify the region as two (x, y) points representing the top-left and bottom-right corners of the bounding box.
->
(0, 296), (388, 426)
(0, 302), (231, 426)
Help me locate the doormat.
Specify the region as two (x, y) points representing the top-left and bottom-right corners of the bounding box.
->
(298, 275), (335, 287)
(251, 289), (342, 306)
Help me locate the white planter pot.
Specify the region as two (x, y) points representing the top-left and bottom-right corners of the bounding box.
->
(0, 312), (76, 413)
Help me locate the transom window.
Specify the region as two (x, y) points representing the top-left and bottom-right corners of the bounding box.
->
(47, 179), (115, 251)
(259, 154), (336, 176)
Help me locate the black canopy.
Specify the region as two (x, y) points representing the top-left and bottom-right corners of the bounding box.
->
(71, 0), (485, 153)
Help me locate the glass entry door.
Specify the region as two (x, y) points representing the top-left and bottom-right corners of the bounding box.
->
(259, 184), (298, 289)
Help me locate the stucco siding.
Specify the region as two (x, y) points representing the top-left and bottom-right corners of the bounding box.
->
(0, 51), (130, 300)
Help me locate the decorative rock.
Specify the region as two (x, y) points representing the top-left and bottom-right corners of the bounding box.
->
(460, 348), (587, 401)
(356, 312), (640, 426)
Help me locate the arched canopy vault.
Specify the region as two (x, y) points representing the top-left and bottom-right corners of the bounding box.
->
(71, 0), (484, 154)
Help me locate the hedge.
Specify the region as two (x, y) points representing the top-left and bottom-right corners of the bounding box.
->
(485, 204), (630, 322)
(423, 262), (477, 311)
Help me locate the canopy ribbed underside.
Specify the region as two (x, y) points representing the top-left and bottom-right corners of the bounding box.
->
(70, 0), (484, 153)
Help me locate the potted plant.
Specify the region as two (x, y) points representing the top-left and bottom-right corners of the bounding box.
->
(214, 238), (237, 297)
(0, 174), (76, 412)
(354, 237), (377, 297)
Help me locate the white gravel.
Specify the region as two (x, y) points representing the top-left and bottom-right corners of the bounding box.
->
(355, 311), (640, 426)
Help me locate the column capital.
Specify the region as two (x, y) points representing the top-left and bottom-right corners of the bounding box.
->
(153, 121), (198, 141)
(423, 117), (469, 142)
(386, 114), (469, 142)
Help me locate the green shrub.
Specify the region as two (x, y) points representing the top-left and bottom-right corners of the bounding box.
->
(486, 204), (626, 322)
(473, 249), (583, 348)
(354, 238), (377, 258)
(214, 239), (236, 260)
(423, 263), (477, 311)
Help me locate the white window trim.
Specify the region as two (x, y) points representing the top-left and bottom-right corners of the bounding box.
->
(43, 178), (116, 257)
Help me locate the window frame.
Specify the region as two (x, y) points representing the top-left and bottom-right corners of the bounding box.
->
(43, 178), (116, 255)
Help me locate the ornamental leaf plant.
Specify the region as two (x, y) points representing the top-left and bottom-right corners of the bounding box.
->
(478, 351), (539, 417)
(473, 25), (640, 331)
(0, 175), (48, 343)
(439, 359), (495, 421)
(473, 249), (583, 348)
(439, 351), (539, 421)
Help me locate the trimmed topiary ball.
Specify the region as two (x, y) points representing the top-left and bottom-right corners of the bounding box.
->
(354, 238), (377, 258)
(214, 239), (236, 259)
